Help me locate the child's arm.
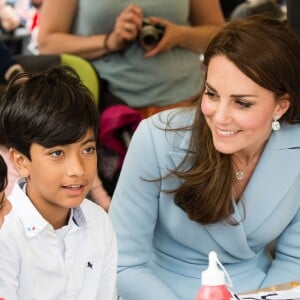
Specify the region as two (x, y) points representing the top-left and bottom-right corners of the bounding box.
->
(91, 175), (111, 212)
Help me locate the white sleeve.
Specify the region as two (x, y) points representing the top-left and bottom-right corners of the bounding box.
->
(96, 215), (118, 300)
(0, 222), (20, 300)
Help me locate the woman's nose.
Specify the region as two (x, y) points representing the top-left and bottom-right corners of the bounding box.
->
(214, 102), (232, 123)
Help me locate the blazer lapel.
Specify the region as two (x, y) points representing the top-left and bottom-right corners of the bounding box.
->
(169, 129), (192, 168)
(169, 130), (255, 257)
(205, 125), (300, 256)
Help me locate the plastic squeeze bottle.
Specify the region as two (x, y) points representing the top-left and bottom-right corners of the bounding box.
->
(195, 251), (232, 300)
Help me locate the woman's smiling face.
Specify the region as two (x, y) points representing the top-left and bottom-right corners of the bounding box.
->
(201, 55), (290, 156)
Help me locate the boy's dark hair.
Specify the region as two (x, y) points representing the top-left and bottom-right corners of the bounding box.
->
(0, 155), (7, 192)
(0, 66), (99, 160)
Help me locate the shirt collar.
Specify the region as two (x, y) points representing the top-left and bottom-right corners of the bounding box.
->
(9, 178), (87, 238)
(72, 206), (86, 227)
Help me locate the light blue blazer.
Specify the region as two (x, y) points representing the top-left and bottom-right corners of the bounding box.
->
(109, 108), (300, 300)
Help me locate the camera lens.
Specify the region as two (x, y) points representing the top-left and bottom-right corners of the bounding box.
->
(139, 18), (164, 50)
(141, 26), (159, 47)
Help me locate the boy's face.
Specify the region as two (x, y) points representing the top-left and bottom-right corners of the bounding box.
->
(0, 191), (11, 228)
(11, 129), (97, 229)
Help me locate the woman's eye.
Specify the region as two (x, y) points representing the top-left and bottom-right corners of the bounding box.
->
(83, 146), (96, 154)
(50, 150), (63, 158)
(204, 90), (218, 100)
(236, 100), (253, 109)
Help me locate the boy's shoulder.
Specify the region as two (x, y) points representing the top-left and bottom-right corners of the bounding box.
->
(78, 198), (114, 233)
(79, 198), (110, 224)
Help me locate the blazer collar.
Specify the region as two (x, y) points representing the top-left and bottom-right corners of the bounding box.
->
(169, 128), (192, 167)
(240, 123), (300, 234)
(274, 122), (300, 149)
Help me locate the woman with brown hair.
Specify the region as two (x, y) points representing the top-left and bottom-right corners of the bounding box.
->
(109, 16), (300, 299)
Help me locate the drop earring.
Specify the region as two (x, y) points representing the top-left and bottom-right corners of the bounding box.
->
(272, 116), (280, 131)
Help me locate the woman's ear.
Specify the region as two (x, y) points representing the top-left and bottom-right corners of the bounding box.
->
(9, 148), (31, 178)
(276, 93), (291, 119)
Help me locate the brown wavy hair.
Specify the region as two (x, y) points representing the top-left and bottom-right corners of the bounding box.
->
(170, 16), (300, 225)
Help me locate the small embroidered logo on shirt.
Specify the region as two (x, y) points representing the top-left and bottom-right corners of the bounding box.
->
(87, 261), (93, 269)
(27, 226), (36, 231)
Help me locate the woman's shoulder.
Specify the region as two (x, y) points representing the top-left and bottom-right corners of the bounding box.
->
(147, 107), (197, 130)
(281, 122), (300, 133)
(275, 123), (300, 149)
(79, 199), (111, 227)
(134, 107), (196, 152)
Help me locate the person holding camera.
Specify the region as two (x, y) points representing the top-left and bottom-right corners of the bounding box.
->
(38, 0), (224, 116)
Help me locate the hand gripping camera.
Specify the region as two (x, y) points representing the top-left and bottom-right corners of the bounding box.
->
(139, 18), (165, 50)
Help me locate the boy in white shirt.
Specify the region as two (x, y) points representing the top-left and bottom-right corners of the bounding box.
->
(0, 66), (117, 299)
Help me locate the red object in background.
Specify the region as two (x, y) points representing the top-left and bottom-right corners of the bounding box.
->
(30, 11), (39, 32)
(99, 104), (143, 169)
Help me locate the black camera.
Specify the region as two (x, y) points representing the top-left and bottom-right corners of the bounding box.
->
(139, 18), (165, 50)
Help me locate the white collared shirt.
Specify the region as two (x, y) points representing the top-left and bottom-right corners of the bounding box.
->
(0, 179), (117, 300)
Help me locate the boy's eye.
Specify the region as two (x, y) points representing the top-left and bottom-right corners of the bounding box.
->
(83, 146), (96, 154)
(50, 150), (64, 157)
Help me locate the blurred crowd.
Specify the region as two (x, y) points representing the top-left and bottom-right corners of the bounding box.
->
(0, 0), (41, 54)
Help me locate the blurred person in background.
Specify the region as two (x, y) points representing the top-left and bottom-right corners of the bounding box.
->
(230, 0), (286, 21)
(38, 0), (225, 116)
(286, 0), (300, 37)
(0, 41), (24, 197)
(0, 0), (41, 54)
(219, 0), (246, 20)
